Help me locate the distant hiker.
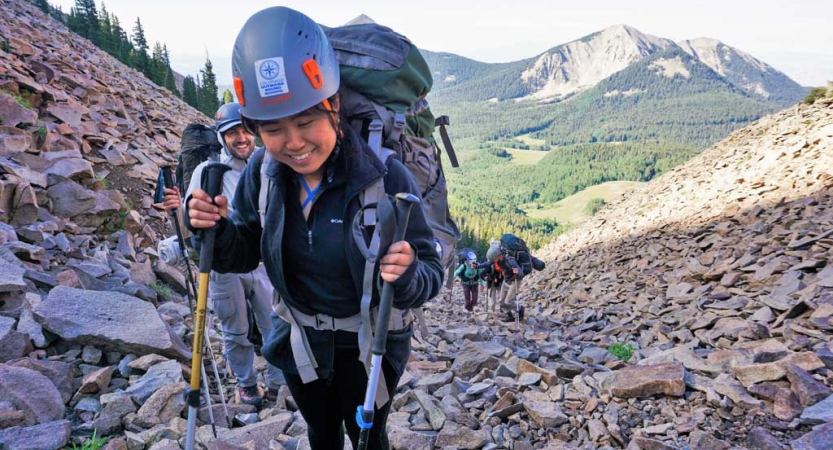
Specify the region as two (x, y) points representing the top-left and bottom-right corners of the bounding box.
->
(491, 233), (546, 322)
(454, 251), (483, 311)
(487, 244), (525, 322)
(162, 102), (283, 407)
(482, 245), (505, 313)
(185, 7), (442, 450)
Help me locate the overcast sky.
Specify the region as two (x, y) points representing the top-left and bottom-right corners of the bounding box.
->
(52, 0), (833, 87)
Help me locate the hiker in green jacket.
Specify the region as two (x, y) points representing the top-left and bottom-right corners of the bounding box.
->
(453, 251), (483, 311)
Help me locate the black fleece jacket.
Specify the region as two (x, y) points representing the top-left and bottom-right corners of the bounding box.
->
(204, 126), (442, 316)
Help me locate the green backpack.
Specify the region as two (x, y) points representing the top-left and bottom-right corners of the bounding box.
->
(324, 22), (461, 270)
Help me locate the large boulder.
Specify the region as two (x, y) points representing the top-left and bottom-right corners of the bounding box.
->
(33, 286), (190, 361)
(0, 365), (64, 426)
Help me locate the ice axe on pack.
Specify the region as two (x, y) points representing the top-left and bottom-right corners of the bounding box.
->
(185, 161), (231, 450)
(356, 192), (419, 450)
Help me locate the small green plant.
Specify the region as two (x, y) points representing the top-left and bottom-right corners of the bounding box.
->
(803, 87), (828, 104)
(96, 175), (109, 189)
(35, 124), (47, 139)
(151, 281), (172, 300)
(68, 430), (109, 450)
(608, 343), (634, 361)
(1, 41), (10, 53)
(584, 197), (607, 216)
(1, 89), (31, 109)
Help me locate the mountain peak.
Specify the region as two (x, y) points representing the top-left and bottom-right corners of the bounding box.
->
(343, 14), (376, 26)
(674, 37), (808, 105)
(520, 24), (674, 101)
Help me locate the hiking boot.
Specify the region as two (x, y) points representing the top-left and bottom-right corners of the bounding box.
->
(238, 385), (262, 406)
(265, 387), (279, 403)
(505, 311), (515, 322)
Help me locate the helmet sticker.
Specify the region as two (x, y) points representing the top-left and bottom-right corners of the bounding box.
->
(255, 57), (290, 98)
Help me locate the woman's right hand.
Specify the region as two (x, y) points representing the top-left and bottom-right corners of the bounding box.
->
(187, 189), (228, 229)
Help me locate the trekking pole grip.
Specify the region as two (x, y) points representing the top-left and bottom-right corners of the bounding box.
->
(161, 165), (175, 191)
(372, 193), (420, 355)
(198, 162), (230, 273)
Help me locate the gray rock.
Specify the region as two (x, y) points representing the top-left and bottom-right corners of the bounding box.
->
(800, 394), (833, 424)
(125, 360), (184, 405)
(0, 365), (64, 426)
(0, 419), (71, 450)
(0, 316), (30, 363)
(9, 358), (74, 404)
(450, 342), (500, 378)
(216, 412), (293, 448)
(34, 286), (191, 361)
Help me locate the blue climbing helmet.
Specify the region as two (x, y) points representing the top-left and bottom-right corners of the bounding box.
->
(466, 251), (477, 263)
(214, 102), (243, 134)
(231, 7), (340, 122)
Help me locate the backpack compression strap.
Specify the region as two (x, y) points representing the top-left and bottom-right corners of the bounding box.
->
(356, 118), (392, 408)
(258, 152), (272, 229)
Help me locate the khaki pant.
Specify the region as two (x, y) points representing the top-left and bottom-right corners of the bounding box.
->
(498, 278), (522, 313)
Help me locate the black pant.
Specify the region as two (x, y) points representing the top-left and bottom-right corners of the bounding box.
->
(284, 346), (401, 450)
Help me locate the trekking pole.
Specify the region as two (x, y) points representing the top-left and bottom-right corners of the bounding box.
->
(161, 166), (199, 316)
(164, 166), (231, 429)
(515, 277), (520, 330)
(185, 162), (231, 450)
(356, 193), (419, 450)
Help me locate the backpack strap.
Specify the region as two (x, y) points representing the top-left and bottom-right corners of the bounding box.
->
(436, 118), (459, 168)
(258, 152), (273, 229)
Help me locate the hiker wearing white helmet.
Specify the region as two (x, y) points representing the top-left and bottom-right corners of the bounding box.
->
(185, 7), (442, 450)
(482, 245), (505, 312)
(453, 251), (483, 311)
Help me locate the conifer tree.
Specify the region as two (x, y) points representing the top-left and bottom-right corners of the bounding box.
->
(182, 75), (199, 109)
(34, 0), (50, 14)
(132, 17), (150, 75)
(110, 14), (132, 65)
(162, 45), (180, 96)
(198, 57), (220, 116)
(150, 42), (166, 85)
(98, 3), (115, 55)
(222, 89), (234, 104)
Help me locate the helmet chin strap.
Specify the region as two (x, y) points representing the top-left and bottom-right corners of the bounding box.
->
(321, 98), (342, 137)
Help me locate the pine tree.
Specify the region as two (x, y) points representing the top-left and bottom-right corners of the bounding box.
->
(198, 57), (220, 116)
(34, 0), (50, 14)
(162, 45), (180, 96)
(98, 3), (114, 55)
(222, 89), (234, 104)
(111, 14), (132, 65)
(78, 0), (101, 45)
(132, 17), (150, 75)
(182, 75), (199, 109)
(150, 42), (166, 85)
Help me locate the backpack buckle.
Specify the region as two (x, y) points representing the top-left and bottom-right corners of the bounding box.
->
(314, 313), (336, 331)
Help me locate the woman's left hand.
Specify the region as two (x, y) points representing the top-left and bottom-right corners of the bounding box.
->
(379, 240), (414, 283)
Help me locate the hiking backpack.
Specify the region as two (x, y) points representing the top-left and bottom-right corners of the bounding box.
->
(259, 22), (461, 269)
(500, 233), (546, 274)
(326, 23), (460, 269)
(176, 123), (222, 194)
